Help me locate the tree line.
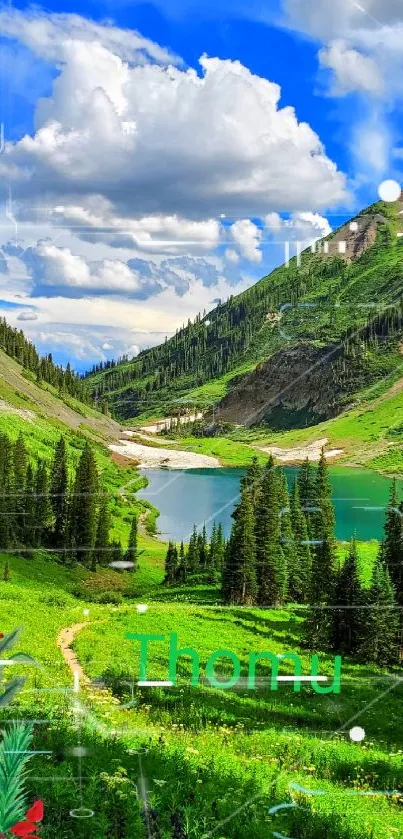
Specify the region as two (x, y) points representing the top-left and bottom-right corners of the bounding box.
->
(164, 453), (403, 666)
(164, 522), (225, 585)
(0, 318), (91, 404)
(84, 217), (403, 420)
(0, 432), (138, 575)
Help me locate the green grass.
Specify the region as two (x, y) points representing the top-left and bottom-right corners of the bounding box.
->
(0, 544), (401, 838)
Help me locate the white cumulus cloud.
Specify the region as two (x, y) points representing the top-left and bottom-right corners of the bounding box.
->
(230, 220), (262, 263)
(318, 40), (383, 95)
(0, 9), (347, 219)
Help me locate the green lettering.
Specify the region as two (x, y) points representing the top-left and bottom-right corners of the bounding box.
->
(248, 652), (302, 692)
(310, 655), (342, 694)
(125, 633), (165, 681)
(168, 632), (200, 686)
(205, 649), (241, 689)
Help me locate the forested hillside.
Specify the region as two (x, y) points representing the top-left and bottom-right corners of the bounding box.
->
(84, 199), (403, 422)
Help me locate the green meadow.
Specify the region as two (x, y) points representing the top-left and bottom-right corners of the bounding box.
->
(0, 532), (402, 838)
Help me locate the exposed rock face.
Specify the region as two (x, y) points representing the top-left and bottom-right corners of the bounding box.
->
(216, 344), (345, 427)
(317, 213), (384, 263)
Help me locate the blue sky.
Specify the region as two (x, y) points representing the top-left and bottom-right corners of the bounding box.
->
(0, 0), (401, 369)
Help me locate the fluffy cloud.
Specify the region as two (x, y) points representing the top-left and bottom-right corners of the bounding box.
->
(318, 40), (383, 95)
(283, 0), (403, 99)
(282, 0), (403, 183)
(283, 0), (403, 39)
(230, 220), (262, 263)
(0, 7), (178, 66)
(5, 240), (229, 300)
(0, 9), (346, 219)
(52, 203), (221, 254)
(264, 211), (332, 240)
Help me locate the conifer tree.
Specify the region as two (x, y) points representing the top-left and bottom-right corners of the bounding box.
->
(34, 461), (51, 547)
(255, 456), (285, 605)
(69, 443), (99, 565)
(50, 436), (69, 548)
(331, 537), (363, 654)
(0, 433), (13, 550)
(297, 457), (316, 536)
(215, 523), (225, 575)
(381, 479), (403, 603)
(177, 541), (187, 582)
(241, 456), (262, 504)
(92, 493), (110, 570)
(357, 556), (399, 665)
(187, 525), (200, 573)
(24, 463), (36, 546)
(2, 559), (10, 581)
(310, 449), (337, 602)
(125, 515), (138, 569)
(224, 487), (257, 604)
(221, 536), (237, 602)
(197, 525), (208, 569)
(164, 541), (178, 584)
(289, 479), (311, 602)
(13, 433), (27, 540)
(208, 522), (218, 576)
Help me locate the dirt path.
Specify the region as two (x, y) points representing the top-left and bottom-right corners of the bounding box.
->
(57, 622), (90, 685)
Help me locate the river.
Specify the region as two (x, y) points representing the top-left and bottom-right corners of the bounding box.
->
(138, 466), (402, 543)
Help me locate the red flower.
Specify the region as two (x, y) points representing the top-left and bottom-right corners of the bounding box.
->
(11, 800), (43, 839)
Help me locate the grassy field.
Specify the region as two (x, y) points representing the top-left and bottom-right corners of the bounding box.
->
(0, 346), (402, 838)
(0, 535), (402, 839)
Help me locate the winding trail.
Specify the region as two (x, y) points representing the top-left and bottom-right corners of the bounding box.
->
(57, 622), (90, 685)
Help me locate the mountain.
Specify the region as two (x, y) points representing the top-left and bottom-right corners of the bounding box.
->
(85, 198), (403, 427)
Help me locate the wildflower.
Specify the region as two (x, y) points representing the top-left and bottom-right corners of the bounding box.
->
(11, 800), (44, 839)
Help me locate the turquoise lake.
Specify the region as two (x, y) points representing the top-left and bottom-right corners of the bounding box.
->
(138, 466), (402, 543)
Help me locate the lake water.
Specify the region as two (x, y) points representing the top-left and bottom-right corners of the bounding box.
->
(138, 467), (402, 543)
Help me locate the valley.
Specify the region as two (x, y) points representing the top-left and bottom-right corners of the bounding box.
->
(0, 200), (403, 839)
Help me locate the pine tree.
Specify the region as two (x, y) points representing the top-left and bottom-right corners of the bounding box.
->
(297, 457), (316, 536)
(2, 559), (10, 581)
(0, 433), (13, 550)
(13, 433), (27, 540)
(241, 456), (262, 504)
(357, 556), (399, 665)
(197, 525), (208, 569)
(177, 541), (187, 582)
(34, 461), (51, 547)
(289, 479), (311, 602)
(310, 449), (337, 602)
(24, 463), (36, 546)
(125, 515), (138, 569)
(69, 443), (99, 565)
(215, 523), (225, 575)
(164, 541), (178, 584)
(381, 479), (403, 603)
(305, 450), (337, 649)
(255, 456), (285, 605)
(92, 494), (110, 570)
(223, 487), (257, 605)
(208, 522), (218, 577)
(50, 436), (69, 548)
(187, 525), (200, 573)
(331, 537), (363, 654)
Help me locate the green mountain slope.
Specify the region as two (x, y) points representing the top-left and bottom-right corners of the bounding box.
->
(85, 198), (403, 424)
(0, 345), (159, 551)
